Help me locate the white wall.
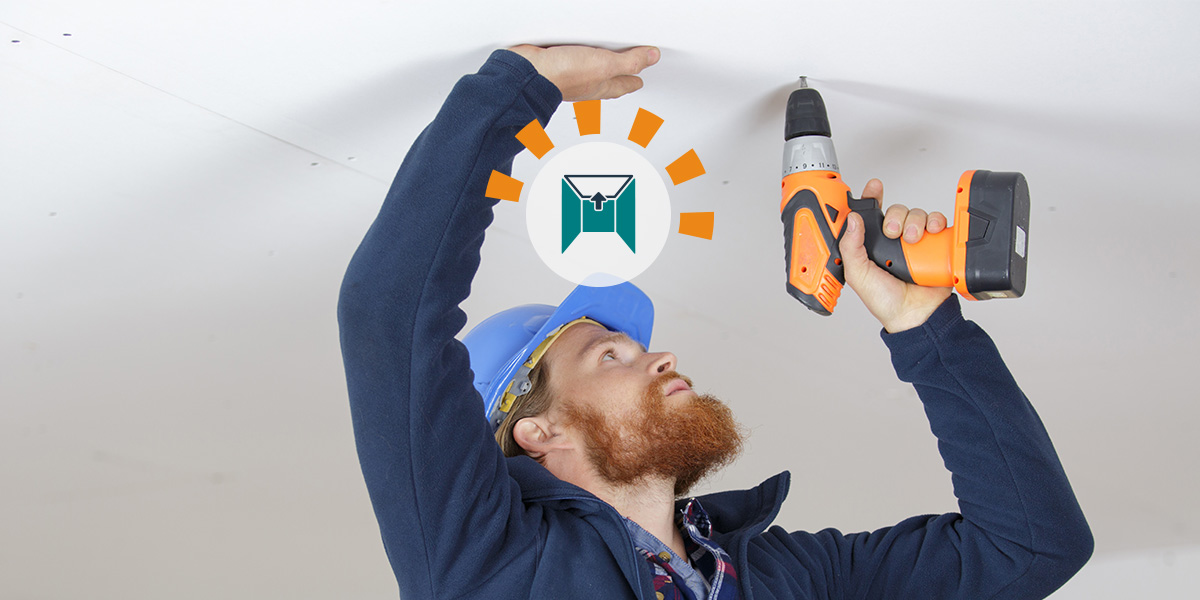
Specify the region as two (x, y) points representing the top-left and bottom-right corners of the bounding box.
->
(1050, 544), (1200, 599)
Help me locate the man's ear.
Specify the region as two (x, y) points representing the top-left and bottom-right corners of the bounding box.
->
(512, 415), (568, 459)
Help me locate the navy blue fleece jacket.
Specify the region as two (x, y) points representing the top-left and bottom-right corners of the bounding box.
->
(337, 49), (1092, 599)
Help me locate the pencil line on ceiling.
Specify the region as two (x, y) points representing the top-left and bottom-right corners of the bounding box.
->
(0, 20), (387, 185)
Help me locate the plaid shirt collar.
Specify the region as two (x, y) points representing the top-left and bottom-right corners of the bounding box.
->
(623, 498), (741, 600)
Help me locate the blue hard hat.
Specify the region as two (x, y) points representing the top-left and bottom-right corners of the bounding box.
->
(463, 281), (654, 431)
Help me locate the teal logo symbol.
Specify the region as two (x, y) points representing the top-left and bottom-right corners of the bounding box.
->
(561, 175), (636, 253)
(524, 141), (670, 287)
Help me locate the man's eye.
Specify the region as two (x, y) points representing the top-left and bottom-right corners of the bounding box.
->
(601, 350), (616, 361)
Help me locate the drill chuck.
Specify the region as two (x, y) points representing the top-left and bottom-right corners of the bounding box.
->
(785, 88), (831, 140)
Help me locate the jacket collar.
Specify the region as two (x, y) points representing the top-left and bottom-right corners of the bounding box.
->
(509, 455), (792, 538)
(689, 471), (791, 548)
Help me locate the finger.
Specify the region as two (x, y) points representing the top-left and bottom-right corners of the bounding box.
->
(860, 178), (884, 209)
(507, 44), (540, 55)
(617, 46), (660, 75)
(927, 211), (947, 234)
(902, 208), (929, 244)
(838, 212), (871, 289)
(882, 204), (909, 239)
(597, 75), (644, 100)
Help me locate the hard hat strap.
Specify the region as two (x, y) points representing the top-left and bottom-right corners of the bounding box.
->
(493, 317), (605, 424)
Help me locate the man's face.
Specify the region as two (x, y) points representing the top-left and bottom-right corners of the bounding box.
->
(541, 322), (745, 497)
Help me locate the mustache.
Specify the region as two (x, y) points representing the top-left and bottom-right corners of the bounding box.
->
(650, 370), (694, 394)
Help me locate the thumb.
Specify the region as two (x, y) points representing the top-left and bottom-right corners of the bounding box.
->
(839, 213), (871, 289)
(618, 46), (660, 75)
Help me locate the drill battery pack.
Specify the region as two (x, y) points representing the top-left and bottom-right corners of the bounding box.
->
(960, 170), (1029, 300)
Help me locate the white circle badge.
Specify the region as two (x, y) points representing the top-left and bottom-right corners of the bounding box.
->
(525, 142), (670, 287)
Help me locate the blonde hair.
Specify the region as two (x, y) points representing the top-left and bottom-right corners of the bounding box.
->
(494, 359), (555, 459)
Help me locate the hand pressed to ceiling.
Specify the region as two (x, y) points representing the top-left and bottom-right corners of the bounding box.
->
(508, 44), (660, 102)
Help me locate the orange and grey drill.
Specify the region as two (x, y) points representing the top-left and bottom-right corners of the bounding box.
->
(780, 79), (1031, 315)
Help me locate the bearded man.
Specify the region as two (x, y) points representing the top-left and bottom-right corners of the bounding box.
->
(337, 44), (1092, 600)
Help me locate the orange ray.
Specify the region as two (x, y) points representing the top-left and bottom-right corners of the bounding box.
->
(516, 119), (554, 159)
(627, 108), (664, 148)
(485, 170), (524, 202)
(678, 212), (715, 240)
(573, 100), (601, 136)
(666, 149), (705, 185)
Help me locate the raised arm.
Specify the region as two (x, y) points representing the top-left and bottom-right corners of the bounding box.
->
(792, 182), (1092, 598)
(337, 49), (560, 596)
(336, 46), (656, 597)
(834, 294), (1090, 598)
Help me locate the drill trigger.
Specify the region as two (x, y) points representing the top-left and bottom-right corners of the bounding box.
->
(847, 196), (876, 212)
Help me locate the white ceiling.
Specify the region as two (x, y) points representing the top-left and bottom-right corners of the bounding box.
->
(3, 1), (1198, 597)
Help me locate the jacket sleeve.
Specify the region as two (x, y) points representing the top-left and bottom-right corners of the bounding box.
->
(336, 50), (561, 598)
(805, 296), (1093, 599)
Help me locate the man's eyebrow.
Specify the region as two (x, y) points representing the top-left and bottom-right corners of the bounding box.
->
(579, 331), (646, 359)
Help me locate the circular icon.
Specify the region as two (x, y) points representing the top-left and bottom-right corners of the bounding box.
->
(526, 142), (670, 287)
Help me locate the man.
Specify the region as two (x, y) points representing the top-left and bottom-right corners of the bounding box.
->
(338, 44), (1092, 599)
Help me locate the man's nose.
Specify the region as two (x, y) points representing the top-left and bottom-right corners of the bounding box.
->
(647, 351), (677, 375)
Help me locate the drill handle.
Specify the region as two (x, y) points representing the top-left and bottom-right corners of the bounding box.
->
(846, 197), (917, 284)
(781, 177), (949, 315)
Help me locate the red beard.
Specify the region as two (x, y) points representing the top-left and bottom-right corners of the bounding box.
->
(563, 370), (746, 497)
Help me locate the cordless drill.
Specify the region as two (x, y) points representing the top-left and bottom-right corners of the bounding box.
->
(781, 81), (1030, 315)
